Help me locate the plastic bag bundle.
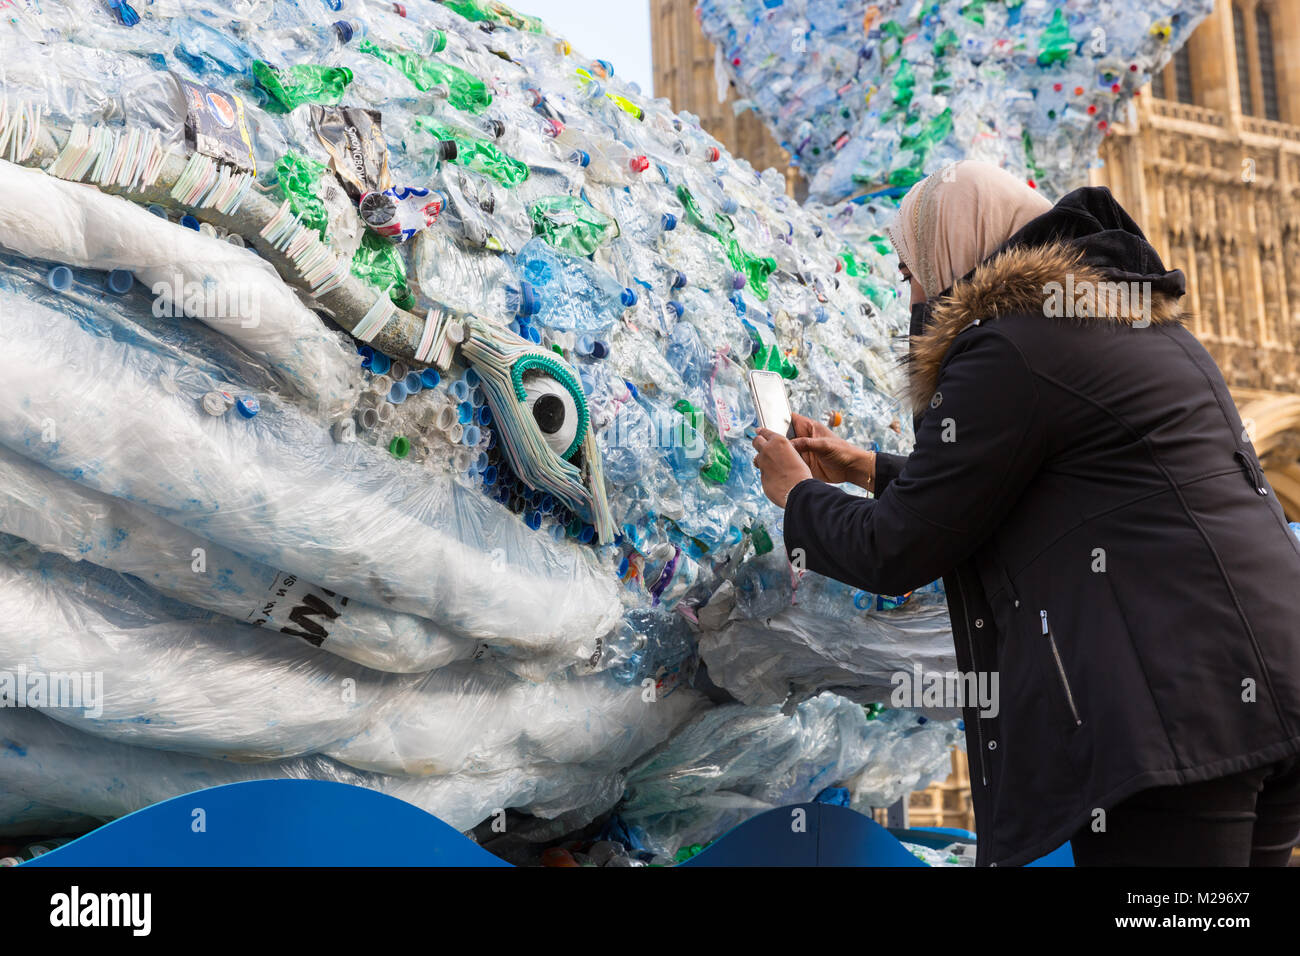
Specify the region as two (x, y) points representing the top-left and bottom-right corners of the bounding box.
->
(620, 695), (962, 856)
(697, 0), (1213, 201)
(0, 537), (701, 809)
(0, 705), (638, 834)
(0, 0), (964, 845)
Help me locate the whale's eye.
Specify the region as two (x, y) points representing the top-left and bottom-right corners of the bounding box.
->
(523, 371), (580, 458)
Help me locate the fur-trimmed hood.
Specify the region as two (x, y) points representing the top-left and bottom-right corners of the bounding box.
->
(904, 187), (1188, 411)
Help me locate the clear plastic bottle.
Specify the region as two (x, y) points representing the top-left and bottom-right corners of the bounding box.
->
(513, 237), (631, 335)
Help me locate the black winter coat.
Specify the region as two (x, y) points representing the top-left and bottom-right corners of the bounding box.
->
(783, 187), (1300, 866)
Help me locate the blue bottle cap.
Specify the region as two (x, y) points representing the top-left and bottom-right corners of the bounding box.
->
(420, 368), (440, 389)
(333, 20), (354, 44)
(579, 524), (595, 543)
(463, 368), (481, 387)
(526, 325), (542, 344)
(620, 287), (638, 307)
(458, 401), (474, 424)
(404, 371), (424, 393)
(667, 300), (684, 320)
(661, 212), (677, 231)
(387, 381), (408, 404)
(568, 149), (591, 168)
(236, 395), (260, 418)
(450, 379), (470, 402)
(591, 340), (609, 360)
(482, 465), (498, 486)
(180, 214), (201, 231)
(147, 204), (168, 219)
(462, 424), (481, 446)
(105, 269), (134, 295)
(518, 280), (540, 317)
(46, 266), (72, 292)
(526, 511), (542, 531)
(672, 271), (687, 290)
(370, 352), (391, 375)
(577, 334), (595, 356)
(477, 404), (492, 426)
(358, 344), (375, 359)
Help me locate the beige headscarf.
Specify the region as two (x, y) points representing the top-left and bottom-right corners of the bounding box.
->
(885, 161), (1053, 300)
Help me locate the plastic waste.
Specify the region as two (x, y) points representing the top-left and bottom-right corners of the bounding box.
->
(697, 0), (1214, 201)
(0, 0), (961, 851)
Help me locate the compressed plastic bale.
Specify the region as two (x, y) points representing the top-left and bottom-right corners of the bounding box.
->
(620, 695), (962, 856)
(697, 586), (959, 708)
(0, 538), (424, 762)
(841, 711), (967, 811)
(0, 534), (700, 782)
(325, 660), (706, 776)
(0, 289), (624, 658)
(0, 705), (630, 834)
(0, 159), (359, 416)
(0, 443), (477, 674)
(698, 0), (1214, 201)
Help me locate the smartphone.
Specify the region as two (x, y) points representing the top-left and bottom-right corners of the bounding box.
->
(748, 369), (795, 439)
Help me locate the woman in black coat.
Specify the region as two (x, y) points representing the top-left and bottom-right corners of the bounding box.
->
(752, 161), (1300, 866)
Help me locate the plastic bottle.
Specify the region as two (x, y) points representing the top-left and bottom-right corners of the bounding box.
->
(513, 237), (630, 334)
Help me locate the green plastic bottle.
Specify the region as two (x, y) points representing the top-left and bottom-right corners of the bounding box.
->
(273, 152), (333, 241)
(1037, 8), (1074, 67)
(352, 232), (414, 309)
(528, 196), (617, 256)
(674, 399), (732, 485)
(252, 62), (352, 112)
(418, 118), (530, 188)
(361, 40), (492, 114)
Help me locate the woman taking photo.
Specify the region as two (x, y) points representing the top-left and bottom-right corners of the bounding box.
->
(752, 161), (1300, 867)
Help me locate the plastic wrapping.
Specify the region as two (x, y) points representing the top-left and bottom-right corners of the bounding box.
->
(0, 288), (624, 658)
(0, 444), (476, 673)
(0, 536), (421, 762)
(698, 585), (958, 707)
(621, 695), (962, 856)
(0, 705), (631, 833)
(0, 158), (360, 415)
(0, 791), (103, 839)
(0, 537), (701, 782)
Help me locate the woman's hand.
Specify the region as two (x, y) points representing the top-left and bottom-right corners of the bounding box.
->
(789, 413), (876, 490)
(752, 428), (814, 508)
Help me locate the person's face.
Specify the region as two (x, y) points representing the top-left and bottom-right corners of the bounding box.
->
(899, 260), (925, 307)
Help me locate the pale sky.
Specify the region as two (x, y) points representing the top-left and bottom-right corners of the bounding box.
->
(520, 0), (655, 97)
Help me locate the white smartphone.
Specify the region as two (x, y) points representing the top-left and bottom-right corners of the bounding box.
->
(748, 369), (795, 438)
